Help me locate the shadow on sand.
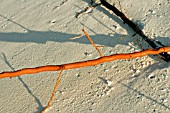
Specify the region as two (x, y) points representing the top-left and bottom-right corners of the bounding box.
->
(83, 0), (170, 111)
(0, 1), (169, 112)
(0, 14), (169, 48)
(0, 53), (44, 113)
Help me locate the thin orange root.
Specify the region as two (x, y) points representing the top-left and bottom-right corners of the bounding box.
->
(41, 71), (63, 113)
(82, 29), (103, 57)
(0, 46), (170, 79)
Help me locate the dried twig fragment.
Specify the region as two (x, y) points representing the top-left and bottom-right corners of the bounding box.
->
(75, 3), (101, 18)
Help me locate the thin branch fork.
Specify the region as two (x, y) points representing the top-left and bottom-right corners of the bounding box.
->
(0, 46), (170, 79)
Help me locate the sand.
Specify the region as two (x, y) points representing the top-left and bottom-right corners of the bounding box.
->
(0, 0), (169, 113)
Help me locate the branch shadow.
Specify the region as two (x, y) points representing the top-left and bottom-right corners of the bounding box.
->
(118, 81), (170, 110)
(0, 15), (132, 48)
(0, 12), (169, 49)
(124, 61), (169, 88)
(0, 30), (134, 48)
(0, 53), (44, 113)
(117, 61), (170, 110)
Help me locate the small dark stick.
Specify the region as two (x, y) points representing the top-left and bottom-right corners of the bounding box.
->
(90, 0), (94, 5)
(100, 0), (170, 62)
(75, 3), (101, 18)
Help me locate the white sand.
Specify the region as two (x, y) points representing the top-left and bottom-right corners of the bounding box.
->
(0, 0), (169, 113)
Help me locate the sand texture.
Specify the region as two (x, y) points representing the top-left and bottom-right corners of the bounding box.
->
(0, 0), (169, 113)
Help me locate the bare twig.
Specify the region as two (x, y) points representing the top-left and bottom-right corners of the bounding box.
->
(100, 0), (170, 62)
(69, 34), (85, 40)
(75, 3), (101, 18)
(90, 0), (94, 5)
(117, 0), (122, 12)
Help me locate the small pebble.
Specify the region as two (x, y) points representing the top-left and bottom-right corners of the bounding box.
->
(104, 69), (109, 72)
(107, 81), (112, 86)
(76, 74), (80, 77)
(84, 52), (92, 56)
(148, 74), (156, 79)
(136, 70), (140, 73)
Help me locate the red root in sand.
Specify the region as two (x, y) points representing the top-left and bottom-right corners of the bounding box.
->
(0, 46), (170, 79)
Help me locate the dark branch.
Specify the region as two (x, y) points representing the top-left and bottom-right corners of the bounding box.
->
(100, 0), (170, 62)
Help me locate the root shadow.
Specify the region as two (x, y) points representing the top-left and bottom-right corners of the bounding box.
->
(0, 53), (44, 113)
(118, 81), (170, 110)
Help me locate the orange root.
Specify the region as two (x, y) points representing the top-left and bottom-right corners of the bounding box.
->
(41, 71), (63, 113)
(0, 46), (170, 79)
(82, 29), (103, 57)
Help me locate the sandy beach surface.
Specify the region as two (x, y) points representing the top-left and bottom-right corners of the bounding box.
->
(0, 0), (169, 113)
